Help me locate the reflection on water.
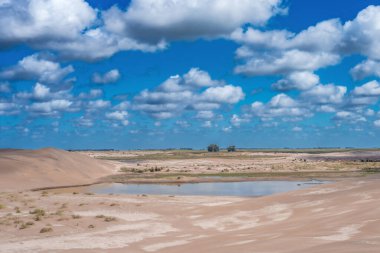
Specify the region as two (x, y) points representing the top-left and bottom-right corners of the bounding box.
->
(90, 180), (328, 197)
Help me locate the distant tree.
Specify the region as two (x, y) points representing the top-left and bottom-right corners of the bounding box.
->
(227, 145), (236, 152)
(207, 144), (220, 152)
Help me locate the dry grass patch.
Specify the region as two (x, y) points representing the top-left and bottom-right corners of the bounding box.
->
(104, 216), (116, 222)
(30, 208), (46, 221)
(53, 210), (64, 216)
(40, 227), (53, 233)
(29, 208), (45, 216)
(19, 221), (34, 230)
(60, 203), (68, 209)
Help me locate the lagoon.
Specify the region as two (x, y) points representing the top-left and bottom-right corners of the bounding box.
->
(90, 180), (327, 197)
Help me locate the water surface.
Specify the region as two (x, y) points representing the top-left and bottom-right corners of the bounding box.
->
(90, 180), (327, 197)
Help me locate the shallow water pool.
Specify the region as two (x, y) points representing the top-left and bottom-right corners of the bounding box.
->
(89, 180), (328, 197)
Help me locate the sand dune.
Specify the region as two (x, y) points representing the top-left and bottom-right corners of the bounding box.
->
(0, 177), (379, 252)
(0, 149), (379, 252)
(0, 148), (115, 191)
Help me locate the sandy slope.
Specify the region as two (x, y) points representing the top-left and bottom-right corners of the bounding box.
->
(0, 148), (116, 191)
(0, 177), (379, 252)
(0, 149), (379, 252)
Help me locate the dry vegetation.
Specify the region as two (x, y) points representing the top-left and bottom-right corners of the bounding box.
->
(81, 149), (380, 183)
(0, 191), (125, 238)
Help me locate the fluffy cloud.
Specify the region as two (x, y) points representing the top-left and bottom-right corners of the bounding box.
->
(374, 119), (380, 128)
(133, 68), (245, 119)
(250, 94), (312, 121)
(230, 114), (250, 127)
(272, 71), (320, 91)
(120, 0), (285, 43)
(352, 81), (380, 96)
(269, 93), (298, 107)
(231, 19), (343, 52)
(350, 60), (380, 80)
(106, 110), (128, 121)
(334, 111), (366, 123)
(200, 85), (245, 104)
(249, 81), (352, 122)
(41, 27), (166, 61)
(15, 83), (71, 101)
(0, 0), (96, 46)
(28, 99), (73, 115)
(1, 80), (81, 117)
(105, 110), (129, 126)
(0, 102), (20, 115)
(0, 54), (73, 84)
(349, 81), (380, 106)
(247, 77), (380, 125)
(301, 84), (347, 105)
(156, 68), (218, 93)
(183, 68), (218, 88)
(92, 69), (121, 84)
(0, 0), (163, 60)
(87, 100), (111, 111)
(0, 0), (284, 60)
(2, 1), (380, 67)
(232, 5), (380, 79)
(235, 50), (340, 76)
(196, 110), (215, 120)
(342, 5), (380, 60)
(114, 101), (130, 111)
(78, 89), (103, 99)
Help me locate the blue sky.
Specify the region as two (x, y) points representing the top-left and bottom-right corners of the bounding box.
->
(1, 0), (380, 149)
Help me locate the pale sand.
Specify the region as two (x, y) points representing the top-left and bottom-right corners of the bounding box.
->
(0, 178), (380, 252)
(0, 148), (380, 252)
(0, 148), (117, 191)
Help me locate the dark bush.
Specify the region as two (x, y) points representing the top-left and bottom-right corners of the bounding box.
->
(207, 144), (219, 152)
(227, 146), (236, 152)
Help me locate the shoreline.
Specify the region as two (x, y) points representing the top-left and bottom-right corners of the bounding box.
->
(1, 176), (380, 253)
(32, 170), (374, 194)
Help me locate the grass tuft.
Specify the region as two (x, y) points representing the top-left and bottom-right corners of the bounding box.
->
(40, 227), (53, 233)
(104, 216), (116, 222)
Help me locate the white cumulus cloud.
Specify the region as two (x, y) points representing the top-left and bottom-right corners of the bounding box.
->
(92, 69), (121, 84)
(0, 54), (74, 84)
(133, 68), (245, 119)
